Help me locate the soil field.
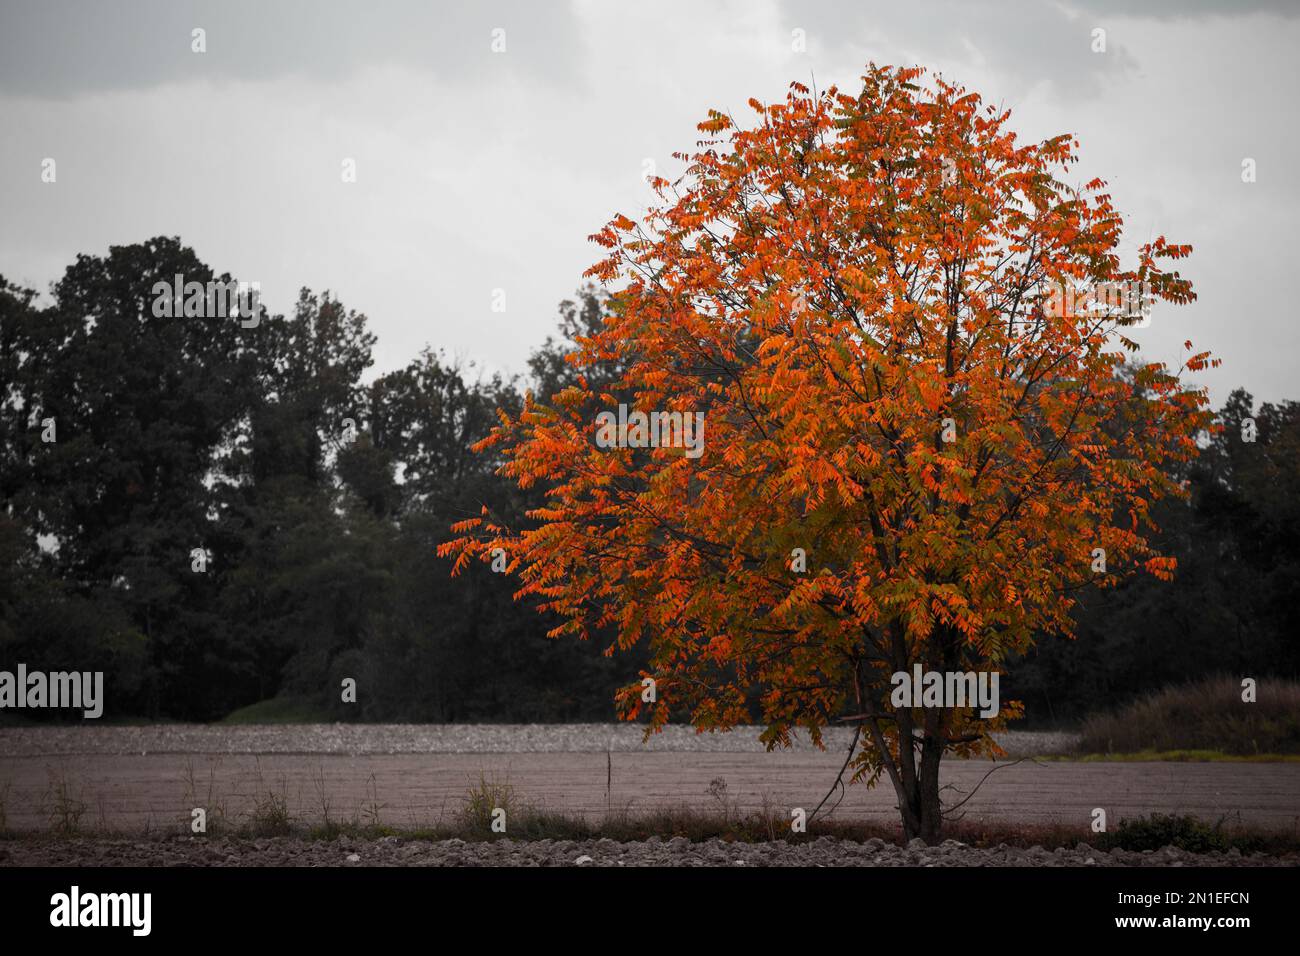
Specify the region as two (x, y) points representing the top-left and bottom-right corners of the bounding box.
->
(1, 724), (1296, 835)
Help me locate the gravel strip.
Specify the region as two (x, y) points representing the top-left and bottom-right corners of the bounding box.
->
(0, 723), (1078, 758)
(0, 835), (1288, 867)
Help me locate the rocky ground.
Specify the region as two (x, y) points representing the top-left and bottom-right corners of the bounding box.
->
(1, 835), (1292, 867)
(0, 723), (1077, 757)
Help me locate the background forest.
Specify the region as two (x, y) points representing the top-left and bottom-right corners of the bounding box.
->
(2, 238), (1296, 724)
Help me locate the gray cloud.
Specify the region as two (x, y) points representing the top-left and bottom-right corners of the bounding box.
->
(0, 0), (583, 98)
(1065, 0), (1300, 18)
(0, 0), (1295, 408)
(778, 0), (1146, 99)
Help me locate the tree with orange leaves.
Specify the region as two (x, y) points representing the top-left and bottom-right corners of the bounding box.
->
(441, 65), (1217, 843)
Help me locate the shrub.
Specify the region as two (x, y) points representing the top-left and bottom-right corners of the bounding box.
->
(1102, 813), (1230, 853)
(1078, 676), (1300, 755)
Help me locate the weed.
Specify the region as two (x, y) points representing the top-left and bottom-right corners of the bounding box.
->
(459, 771), (517, 836)
(359, 772), (387, 828)
(39, 767), (87, 835)
(244, 759), (294, 837)
(310, 761), (333, 829)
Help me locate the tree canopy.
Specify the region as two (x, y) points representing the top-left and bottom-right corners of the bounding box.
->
(442, 65), (1218, 841)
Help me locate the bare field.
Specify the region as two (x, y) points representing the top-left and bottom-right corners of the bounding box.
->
(0, 724), (1296, 834)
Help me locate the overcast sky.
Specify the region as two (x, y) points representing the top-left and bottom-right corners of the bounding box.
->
(1, 0), (1295, 407)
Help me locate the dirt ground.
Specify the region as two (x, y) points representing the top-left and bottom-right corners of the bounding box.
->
(2, 724), (1296, 835)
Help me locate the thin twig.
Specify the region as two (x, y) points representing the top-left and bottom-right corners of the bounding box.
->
(809, 725), (861, 823)
(942, 756), (1041, 817)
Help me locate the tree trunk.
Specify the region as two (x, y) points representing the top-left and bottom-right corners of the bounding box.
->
(887, 733), (945, 844)
(859, 632), (952, 845)
(915, 730), (945, 843)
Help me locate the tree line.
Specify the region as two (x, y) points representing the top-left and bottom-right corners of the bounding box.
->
(0, 237), (1295, 724)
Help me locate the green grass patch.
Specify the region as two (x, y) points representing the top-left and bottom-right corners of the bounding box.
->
(1045, 749), (1300, 763)
(220, 696), (332, 725)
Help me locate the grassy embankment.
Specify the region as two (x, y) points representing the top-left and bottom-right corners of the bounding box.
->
(1066, 676), (1299, 762)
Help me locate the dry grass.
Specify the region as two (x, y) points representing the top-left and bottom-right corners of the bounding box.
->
(5, 763), (1296, 854)
(243, 759), (295, 836)
(38, 766), (87, 835)
(287, 807), (1298, 854)
(1077, 676), (1300, 756)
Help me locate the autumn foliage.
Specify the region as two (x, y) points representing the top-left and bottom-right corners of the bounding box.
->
(441, 65), (1217, 841)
